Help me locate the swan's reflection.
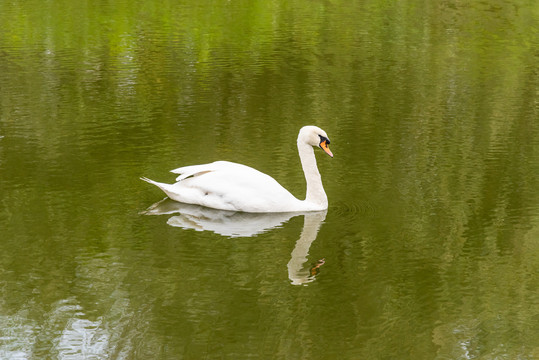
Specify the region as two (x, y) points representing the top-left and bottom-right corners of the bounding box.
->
(142, 199), (327, 285)
(286, 210), (326, 285)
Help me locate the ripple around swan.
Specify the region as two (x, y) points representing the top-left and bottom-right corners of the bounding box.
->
(330, 200), (378, 221)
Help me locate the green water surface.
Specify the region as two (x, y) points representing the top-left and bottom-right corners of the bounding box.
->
(1, 0), (538, 359)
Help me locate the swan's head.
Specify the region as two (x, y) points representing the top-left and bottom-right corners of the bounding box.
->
(298, 126), (333, 158)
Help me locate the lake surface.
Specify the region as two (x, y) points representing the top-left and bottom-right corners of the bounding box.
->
(1, 0), (538, 359)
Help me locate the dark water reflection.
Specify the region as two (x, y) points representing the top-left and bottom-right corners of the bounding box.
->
(1, 0), (538, 358)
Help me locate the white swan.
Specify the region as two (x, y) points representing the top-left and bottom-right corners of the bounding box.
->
(141, 125), (333, 213)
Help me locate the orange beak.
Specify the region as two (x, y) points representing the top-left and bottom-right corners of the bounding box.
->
(320, 140), (333, 158)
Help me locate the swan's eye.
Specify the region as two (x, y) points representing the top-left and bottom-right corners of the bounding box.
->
(319, 135), (330, 145)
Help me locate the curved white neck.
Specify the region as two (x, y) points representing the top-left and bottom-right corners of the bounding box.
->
(297, 141), (328, 209)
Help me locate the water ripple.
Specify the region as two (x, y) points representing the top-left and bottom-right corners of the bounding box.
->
(330, 199), (377, 221)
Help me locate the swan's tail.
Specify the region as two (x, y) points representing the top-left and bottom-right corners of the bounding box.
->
(141, 177), (182, 201)
(140, 176), (158, 186)
(140, 177), (172, 193)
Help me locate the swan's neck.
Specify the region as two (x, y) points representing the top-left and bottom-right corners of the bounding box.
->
(298, 141), (328, 208)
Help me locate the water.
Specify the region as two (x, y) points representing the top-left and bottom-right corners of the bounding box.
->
(1, 0), (538, 359)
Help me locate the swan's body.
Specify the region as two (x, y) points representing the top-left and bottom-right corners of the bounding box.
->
(141, 126), (333, 213)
